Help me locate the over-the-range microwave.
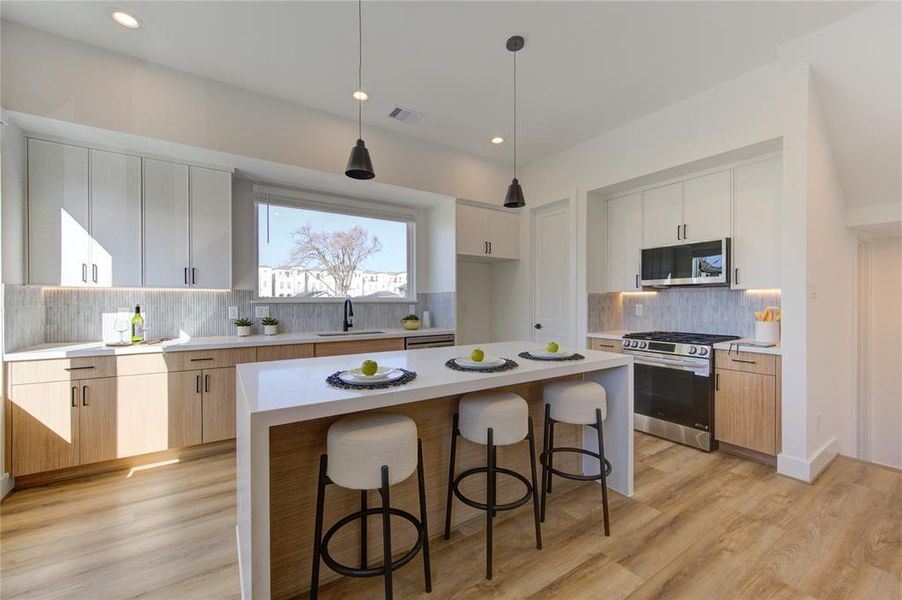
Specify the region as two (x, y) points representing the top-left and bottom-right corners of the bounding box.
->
(640, 238), (730, 287)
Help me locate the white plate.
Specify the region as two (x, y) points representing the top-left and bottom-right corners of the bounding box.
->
(455, 356), (504, 369)
(339, 367), (404, 385)
(530, 348), (574, 359)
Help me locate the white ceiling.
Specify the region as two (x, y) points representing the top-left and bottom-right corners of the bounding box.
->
(0, 1), (871, 168)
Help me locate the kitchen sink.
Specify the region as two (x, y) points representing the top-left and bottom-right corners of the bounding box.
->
(317, 331), (384, 337)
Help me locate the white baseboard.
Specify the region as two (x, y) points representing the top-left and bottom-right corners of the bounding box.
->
(0, 472), (14, 500)
(777, 436), (839, 483)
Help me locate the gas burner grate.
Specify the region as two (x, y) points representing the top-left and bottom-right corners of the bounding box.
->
(624, 331), (741, 345)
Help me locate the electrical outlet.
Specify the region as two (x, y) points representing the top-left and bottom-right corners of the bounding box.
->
(254, 305), (270, 318)
(635, 304), (644, 316)
(228, 306), (239, 319)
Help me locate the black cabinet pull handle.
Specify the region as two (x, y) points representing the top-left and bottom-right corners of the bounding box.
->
(190, 357), (214, 362)
(71, 386), (78, 408)
(82, 385), (88, 406)
(731, 358), (757, 364)
(488, 241), (492, 254)
(64, 366), (95, 371)
(196, 375), (202, 394)
(191, 267), (197, 285)
(734, 268), (739, 286)
(204, 374), (210, 393)
(534, 323), (543, 330)
(683, 224), (687, 239)
(715, 373), (720, 391)
(677, 225), (681, 241)
(184, 267), (189, 285)
(635, 274), (639, 288)
(82, 263), (88, 283)
(92, 264), (98, 283)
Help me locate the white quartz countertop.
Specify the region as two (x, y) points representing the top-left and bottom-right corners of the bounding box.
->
(713, 339), (782, 356)
(3, 328), (455, 362)
(236, 340), (631, 421)
(587, 330), (631, 341)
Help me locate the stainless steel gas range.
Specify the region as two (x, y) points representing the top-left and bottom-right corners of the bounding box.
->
(621, 331), (740, 451)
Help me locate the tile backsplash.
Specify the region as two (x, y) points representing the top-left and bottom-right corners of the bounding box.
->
(3, 285), (454, 352)
(589, 288), (781, 338)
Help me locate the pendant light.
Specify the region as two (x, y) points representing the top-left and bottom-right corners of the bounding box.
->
(503, 35), (526, 208)
(345, 0), (375, 180)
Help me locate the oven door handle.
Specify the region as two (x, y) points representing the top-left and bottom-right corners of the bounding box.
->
(633, 358), (710, 376)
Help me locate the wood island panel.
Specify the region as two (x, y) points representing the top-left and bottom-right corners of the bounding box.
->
(268, 376), (582, 599)
(313, 337), (405, 357)
(255, 343), (315, 363)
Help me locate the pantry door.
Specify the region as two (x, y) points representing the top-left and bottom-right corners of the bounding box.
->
(532, 200), (572, 346)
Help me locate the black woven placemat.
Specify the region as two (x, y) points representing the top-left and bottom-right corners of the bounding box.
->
(326, 369), (417, 390)
(518, 351), (586, 362)
(444, 357), (518, 373)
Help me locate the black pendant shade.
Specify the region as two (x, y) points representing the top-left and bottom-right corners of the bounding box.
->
(345, 139), (375, 180)
(504, 177), (525, 208)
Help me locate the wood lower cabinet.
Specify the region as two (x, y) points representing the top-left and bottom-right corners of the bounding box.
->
(201, 367), (236, 443)
(715, 356), (780, 456)
(10, 381), (80, 476)
(587, 338), (622, 352)
(78, 377), (119, 464)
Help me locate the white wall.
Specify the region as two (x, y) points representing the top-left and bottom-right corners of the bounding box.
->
(865, 237), (902, 469)
(456, 261), (494, 345)
(0, 21), (509, 206)
(425, 200), (456, 293)
(1, 113), (27, 284)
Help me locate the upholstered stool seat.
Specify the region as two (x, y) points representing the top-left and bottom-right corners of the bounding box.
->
(543, 380), (607, 425)
(327, 413), (418, 490)
(458, 390), (529, 446)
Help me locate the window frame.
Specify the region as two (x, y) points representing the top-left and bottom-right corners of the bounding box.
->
(253, 185), (417, 303)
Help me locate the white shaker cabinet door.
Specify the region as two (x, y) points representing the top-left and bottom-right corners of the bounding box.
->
(90, 149), (142, 287)
(732, 156), (782, 290)
(143, 159), (190, 287)
(642, 182), (683, 248)
(456, 204), (488, 257)
(189, 166), (232, 289)
(682, 169), (731, 243)
(486, 209), (519, 259)
(607, 193), (643, 292)
(28, 139), (91, 286)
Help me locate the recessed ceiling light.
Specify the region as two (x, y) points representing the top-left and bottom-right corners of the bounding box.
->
(491, 136), (504, 144)
(353, 90), (369, 102)
(112, 10), (141, 29)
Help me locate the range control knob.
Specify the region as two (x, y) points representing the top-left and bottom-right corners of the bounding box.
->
(699, 347), (709, 356)
(688, 346), (697, 355)
(637, 341), (646, 349)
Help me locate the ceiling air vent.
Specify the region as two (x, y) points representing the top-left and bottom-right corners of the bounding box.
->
(388, 106), (424, 125)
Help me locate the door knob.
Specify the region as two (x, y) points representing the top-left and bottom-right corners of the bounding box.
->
(534, 323), (543, 330)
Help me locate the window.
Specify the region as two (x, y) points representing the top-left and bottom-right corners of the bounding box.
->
(257, 195), (414, 300)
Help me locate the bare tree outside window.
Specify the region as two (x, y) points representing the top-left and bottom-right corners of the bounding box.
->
(288, 224), (382, 296)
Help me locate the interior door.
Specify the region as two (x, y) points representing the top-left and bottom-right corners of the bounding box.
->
(189, 166), (232, 288)
(642, 182), (683, 248)
(143, 158), (190, 287)
(10, 381), (80, 476)
(455, 204), (488, 257)
(202, 367), (236, 443)
(532, 201), (571, 345)
(607, 193), (642, 292)
(682, 170), (731, 243)
(27, 139), (91, 286)
(90, 149), (142, 287)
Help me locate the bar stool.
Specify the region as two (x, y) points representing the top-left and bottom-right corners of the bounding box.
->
(540, 380), (611, 536)
(443, 390), (542, 580)
(310, 413), (431, 599)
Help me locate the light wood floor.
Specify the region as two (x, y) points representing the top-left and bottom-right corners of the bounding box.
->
(1, 434), (899, 599)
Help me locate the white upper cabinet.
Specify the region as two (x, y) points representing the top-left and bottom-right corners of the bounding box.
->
(90, 149), (142, 287)
(189, 166), (232, 289)
(456, 203), (519, 260)
(732, 156), (782, 290)
(143, 158), (190, 288)
(681, 170), (731, 243)
(642, 182), (683, 248)
(28, 139), (91, 286)
(607, 193), (643, 292)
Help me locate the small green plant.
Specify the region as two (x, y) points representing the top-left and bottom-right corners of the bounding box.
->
(261, 317), (279, 326)
(234, 318), (253, 327)
(401, 314), (420, 321)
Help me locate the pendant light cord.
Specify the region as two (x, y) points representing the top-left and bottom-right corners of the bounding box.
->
(357, 0), (363, 140)
(513, 50), (517, 179)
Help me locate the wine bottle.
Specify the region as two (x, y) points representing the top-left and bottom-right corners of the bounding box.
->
(131, 305), (145, 343)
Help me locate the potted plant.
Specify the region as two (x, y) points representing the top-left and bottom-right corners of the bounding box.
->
(262, 317), (279, 336)
(235, 318), (253, 337)
(401, 313), (421, 331)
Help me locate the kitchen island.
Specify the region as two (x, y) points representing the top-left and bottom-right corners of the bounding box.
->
(236, 341), (633, 599)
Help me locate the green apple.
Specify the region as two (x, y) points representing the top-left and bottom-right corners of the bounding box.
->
(470, 348), (485, 362)
(361, 360), (378, 376)
(547, 341), (560, 353)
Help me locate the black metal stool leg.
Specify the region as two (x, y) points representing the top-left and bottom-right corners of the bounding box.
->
(443, 413), (459, 540)
(380, 465), (393, 599)
(310, 454), (328, 600)
(596, 408), (611, 537)
(540, 403), (551, 522)
(416, 439), (433, 593)
(526, 417), (543, 549)
(486, 427), (495, 580)
(547, 417), (555, 494)
(360, 490), (368, 568)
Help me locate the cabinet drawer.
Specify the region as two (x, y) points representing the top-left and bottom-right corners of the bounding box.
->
(715, 351), (776, 375)
(256, 344), (315, 363)
(314, 338), (404, 357)
(162, 348), (257, 372)
(588, 338), (621, 353)
(10, 356), (117, 385)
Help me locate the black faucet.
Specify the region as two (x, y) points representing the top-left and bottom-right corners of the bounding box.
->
(342, 297), (354, 332)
